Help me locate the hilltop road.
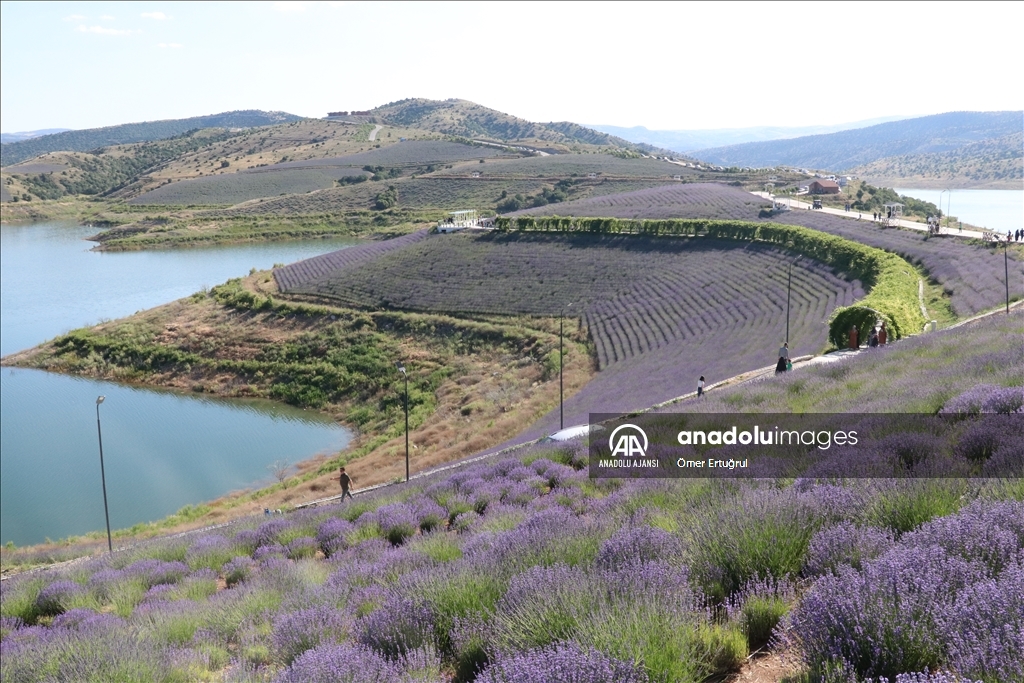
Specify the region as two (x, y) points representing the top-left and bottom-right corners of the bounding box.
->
(752, 191), (988, 240)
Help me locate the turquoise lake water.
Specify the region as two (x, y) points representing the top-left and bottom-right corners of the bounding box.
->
(1, 224), (357, 546)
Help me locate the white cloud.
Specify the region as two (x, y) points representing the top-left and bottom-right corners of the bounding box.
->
(158, 42), (182, 48)
(141, 12), (169, 20)
(63, 14), (86, 21)
(76, 25), (139, 36)
(100, 15), (116, 20)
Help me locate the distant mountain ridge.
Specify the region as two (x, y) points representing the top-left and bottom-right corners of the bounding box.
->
(1, 110), (302, 167)
(0, 129), (73, 145)
(692, 111), (1022, 172)
(590, 116), (909, 153)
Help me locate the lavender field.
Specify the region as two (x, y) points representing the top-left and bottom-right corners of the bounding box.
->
(259, 140), (511, 171)
(520, 183), (1020, 317)
(279, 232), (861, 422)
(429, 154), (697, 179)
(3, 312), (1021, 682)
(129, 168), (362, 206)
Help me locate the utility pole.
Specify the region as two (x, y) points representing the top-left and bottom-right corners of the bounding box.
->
(95, 396), (113, 554)
(396, 362), (409, 482)
(786, 262), (793, 343)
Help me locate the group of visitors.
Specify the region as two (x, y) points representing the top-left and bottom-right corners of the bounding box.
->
(1011, 229), (1022, 242)
(848, 322), (887, 350)
(775, 342), (792, 374)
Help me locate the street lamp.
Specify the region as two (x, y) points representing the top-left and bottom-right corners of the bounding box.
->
(95, 396), (113, 554)
(559, 304), (573, 430)
(395, 362), (409, 482)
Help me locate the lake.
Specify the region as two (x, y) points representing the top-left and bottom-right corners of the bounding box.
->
(893, 188), (1023, 235)
(0, 224), (358, 546)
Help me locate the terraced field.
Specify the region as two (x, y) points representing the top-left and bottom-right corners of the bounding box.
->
(522, 183), (1021, 317)
(278, 232), (861, 423)
(274, 230), (432, 291)
(432, 153), (696, 178)
(261, 139), (512, 170)
(516, 182), (770, 219)
(128, 168), (362, 206)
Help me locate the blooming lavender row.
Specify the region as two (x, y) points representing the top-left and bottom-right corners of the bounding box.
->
(273, 229), (431, 292)
(518, 182), (1019, 317)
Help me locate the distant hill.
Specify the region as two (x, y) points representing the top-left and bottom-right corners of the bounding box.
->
(369, 99), (683, 157)
(591, 116), (908, 153)
(694, 111), (1023, 172)
(0, 128), (73, 144)
(850, 132), (1023, 189)
(1, 110), (302, 167)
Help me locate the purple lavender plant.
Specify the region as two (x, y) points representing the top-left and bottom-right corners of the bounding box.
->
(273, 642), (403, 683)
(316, 517), (355, 558)
(475, 642), (648, 683)
(272, 603), (349, 664)
(805, 522), (896, 577)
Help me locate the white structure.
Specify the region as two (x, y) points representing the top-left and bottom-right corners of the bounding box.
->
(437, 210), (480, 233)
(881, 202), (903, 228)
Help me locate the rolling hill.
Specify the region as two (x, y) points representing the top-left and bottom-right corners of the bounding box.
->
(695, 110), (1023, 174)
(370, 98), (684, 156)
(849, 132), (1023, 188)
(0, 110), (302, 167)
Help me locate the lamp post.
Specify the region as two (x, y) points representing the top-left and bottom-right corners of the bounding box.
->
(395, 362), (409, 482)
(95, 396), (113, 554)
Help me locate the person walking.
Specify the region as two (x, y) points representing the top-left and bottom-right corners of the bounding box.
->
(778, 342), (789, 361)
(868, 329), (879, 348)
(878, 322), (887, 345)
(697, 375), (705, 398)
(338, 467), (353, 501)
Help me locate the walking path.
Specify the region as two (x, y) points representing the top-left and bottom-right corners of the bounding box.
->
(751, 191), (988, 240)
(368, 124), (383, 141)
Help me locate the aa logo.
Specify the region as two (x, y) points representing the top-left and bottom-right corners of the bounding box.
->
(609, 424), (648, 458)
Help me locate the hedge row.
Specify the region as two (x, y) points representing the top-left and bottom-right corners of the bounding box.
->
(495, 215), (924, 347)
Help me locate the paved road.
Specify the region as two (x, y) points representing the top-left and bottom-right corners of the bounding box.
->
(752, 191), (988, 240)
(368, 124), (382, 141)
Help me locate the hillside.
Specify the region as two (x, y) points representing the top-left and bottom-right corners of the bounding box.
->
(370, 98), (682, 156)
(695, 110), (1023, 174)
(850, 132), (1023, 188)
(0, 110), (302, 167)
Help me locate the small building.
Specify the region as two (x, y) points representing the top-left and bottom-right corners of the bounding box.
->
(808, 179), (840, 195)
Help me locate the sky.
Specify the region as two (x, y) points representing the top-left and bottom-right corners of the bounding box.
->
(2, 1), (1022, 133)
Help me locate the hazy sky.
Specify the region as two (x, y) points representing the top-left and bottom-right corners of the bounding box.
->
(2, 1), (1022, 133)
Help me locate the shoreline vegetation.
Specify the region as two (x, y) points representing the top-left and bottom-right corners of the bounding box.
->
(1, 270), (596, 570)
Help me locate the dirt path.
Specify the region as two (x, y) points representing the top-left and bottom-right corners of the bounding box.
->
(368, 124), (383, 141)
